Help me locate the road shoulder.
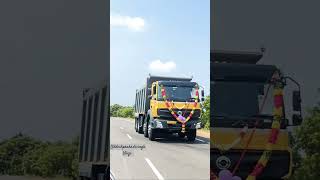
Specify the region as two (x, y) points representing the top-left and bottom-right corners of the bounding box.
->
(197, 129), (210, 138)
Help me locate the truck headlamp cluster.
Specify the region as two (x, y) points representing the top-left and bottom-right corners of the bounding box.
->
(156, 121), (163, 128)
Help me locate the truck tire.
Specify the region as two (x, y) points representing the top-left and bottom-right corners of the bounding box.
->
(178, 132), (186, 138)
(78, 177), (89, 180)
(148, 124), (156, 141)
(143, 120), (148, 137)
(187, 129), (196, 142)
(97, 173), (106, 180)
(138, 116), (144, 134)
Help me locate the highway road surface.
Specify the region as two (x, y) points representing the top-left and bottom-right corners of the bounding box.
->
(0, 176), (69, 180)
(110, 117), (210, 180)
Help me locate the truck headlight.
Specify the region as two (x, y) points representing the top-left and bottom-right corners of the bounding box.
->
(156, 121), (163, 128)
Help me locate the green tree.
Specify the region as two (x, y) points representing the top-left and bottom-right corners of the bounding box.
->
(0, 134), (79, 179)
(111, 104), (134, 118)
(200, 96), (210, 130)
(110, 104), (123, 117)
(118, 106), (134, 118)
(292, 106), (320, 180)
(0, 134), (41, 175)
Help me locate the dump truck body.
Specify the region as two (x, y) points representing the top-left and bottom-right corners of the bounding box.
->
(79, 81), (110, 179)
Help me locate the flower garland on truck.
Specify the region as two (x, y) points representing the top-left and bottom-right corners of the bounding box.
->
(160, 84), (199, 133)
(211, 71), (285, 180)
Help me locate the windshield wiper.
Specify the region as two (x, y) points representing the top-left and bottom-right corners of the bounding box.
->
(231, 115), (273, 127)
(167, 97), (189, 102)
(231, 119), (247, 127)
(251, 114), (273, 119)
(213, 115), (250, 127)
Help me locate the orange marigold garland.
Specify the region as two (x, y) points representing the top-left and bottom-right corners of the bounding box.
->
(246, 74), (284, 180)
(160, 84), (199, 133)
(213, 126), (248, 152)
(211, 71), (285, 180)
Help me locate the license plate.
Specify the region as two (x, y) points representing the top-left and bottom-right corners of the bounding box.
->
(167, 121), (177, 124)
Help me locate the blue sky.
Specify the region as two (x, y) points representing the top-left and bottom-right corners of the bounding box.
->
(111, 0), (210, 106)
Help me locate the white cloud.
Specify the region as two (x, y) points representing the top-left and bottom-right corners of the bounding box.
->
(148, 60), (176, 74)
(110, 14), (145, 31)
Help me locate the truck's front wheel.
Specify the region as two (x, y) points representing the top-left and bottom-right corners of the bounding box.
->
(178, 132), (186, 138)
(148, 125), (156, 141)
(187, 129), (196, 142)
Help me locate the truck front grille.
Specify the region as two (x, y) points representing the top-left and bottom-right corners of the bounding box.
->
(157, 109), (200, 119)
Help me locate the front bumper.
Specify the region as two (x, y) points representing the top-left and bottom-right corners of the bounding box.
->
(211, 149), (291, 179)
(150, 118), (198, 133)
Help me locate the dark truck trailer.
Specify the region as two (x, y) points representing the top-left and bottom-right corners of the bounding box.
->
(134, 75), (203, 141)
(79, 81), (110, 180)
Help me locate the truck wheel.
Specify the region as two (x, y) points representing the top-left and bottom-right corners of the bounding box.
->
(178, 132), (185, 138)
(143, 120), (148, 137)
(97, 173), (106, 180)
(187, 129), (196, 142)
(148, 124), (156, 141)
(138, 116), (144, 134)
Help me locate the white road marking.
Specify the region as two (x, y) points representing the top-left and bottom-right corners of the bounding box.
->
(120, 127), (124, 130)
(195, 138), (205, 143)
(126, 134), (132, 139)
(145, 158), (165, 180)
(110, 170), (116, 179)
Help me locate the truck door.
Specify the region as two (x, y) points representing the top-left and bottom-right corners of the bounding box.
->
(150, 83), (158, 117)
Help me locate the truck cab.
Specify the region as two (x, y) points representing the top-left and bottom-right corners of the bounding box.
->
(134, 76), (204, 141)
(210, 50), (302, 179)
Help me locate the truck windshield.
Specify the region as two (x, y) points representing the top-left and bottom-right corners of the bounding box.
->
(212, 81), (275, 126)
(158, 85), (196, 102)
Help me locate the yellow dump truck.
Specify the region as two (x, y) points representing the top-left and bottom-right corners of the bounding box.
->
(211, 50), (302, 179)
(134, 75), (204, 141)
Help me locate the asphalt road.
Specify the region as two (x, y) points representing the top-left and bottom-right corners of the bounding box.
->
(110, 117), (210, 180)
(0, 176), (69, 180)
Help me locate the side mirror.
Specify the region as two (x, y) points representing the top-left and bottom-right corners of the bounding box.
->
(201, 97), (205, 102)
(293, 91), (302, 111)
(292, 114), (303, 126)
(201, 90), (205, 97)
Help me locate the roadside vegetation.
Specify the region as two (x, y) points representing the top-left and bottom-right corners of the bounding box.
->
(200, 96), (210, 130)
(110, 104), (134, 118)
(0, 134), (78, 179)
(291, 105), (320, 179)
